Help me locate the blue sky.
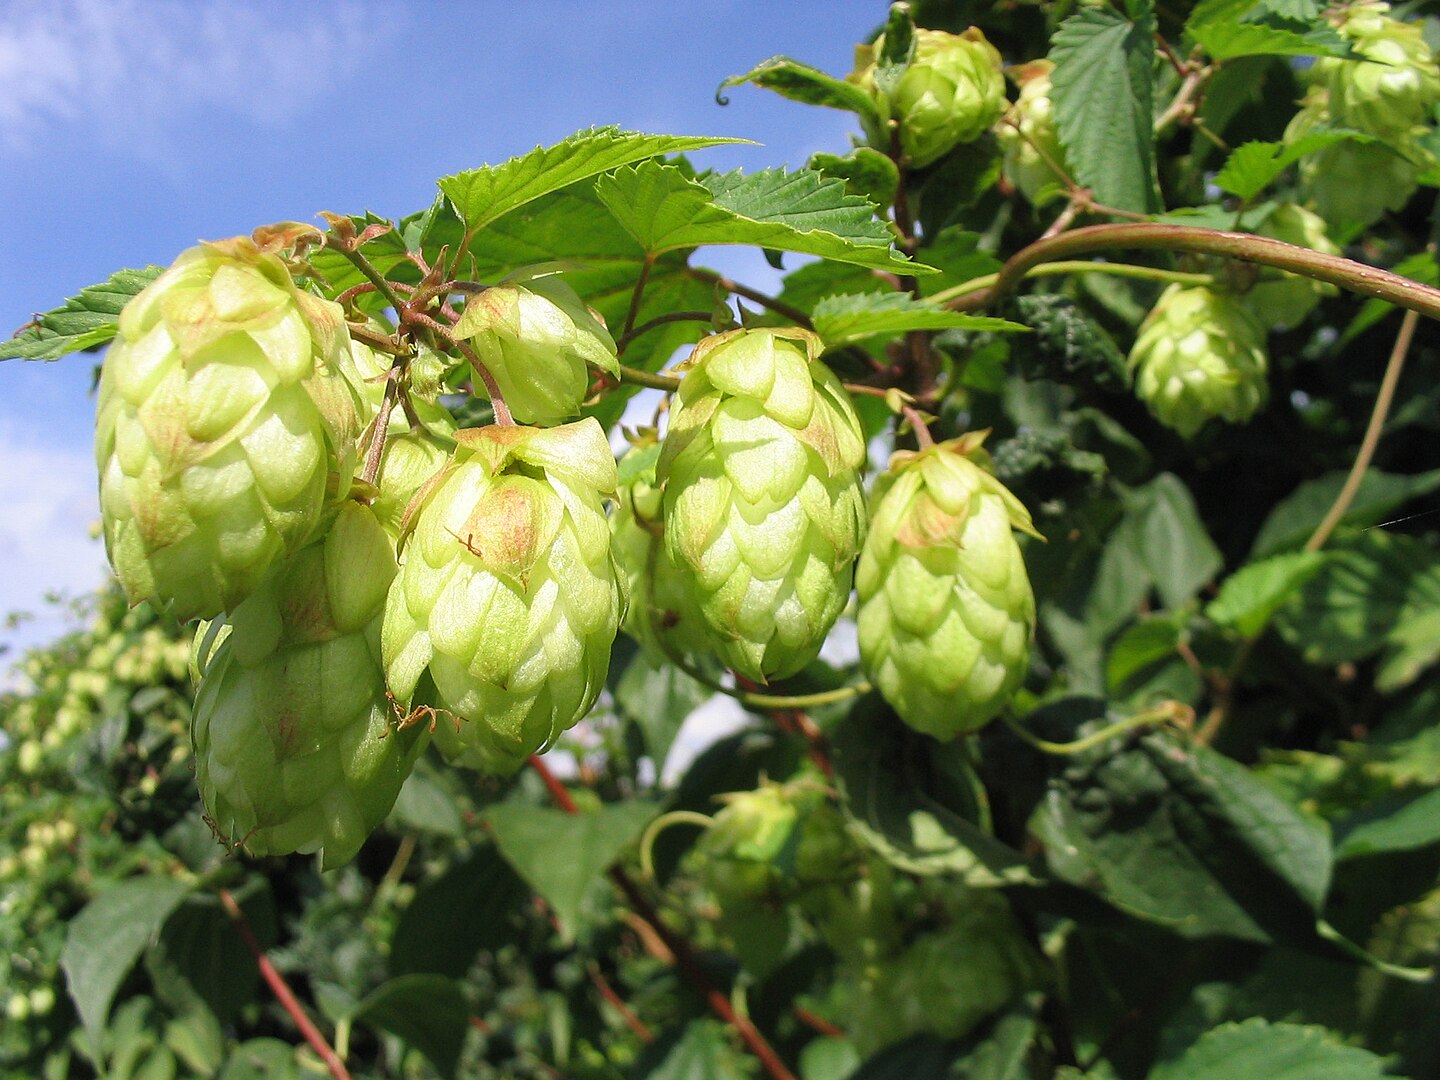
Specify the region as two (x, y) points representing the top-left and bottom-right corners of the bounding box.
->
(0, 0), (883, 661)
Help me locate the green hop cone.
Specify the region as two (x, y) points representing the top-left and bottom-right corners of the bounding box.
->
(1287, 95), (1425, 230)
(658, 328), (867, 683)
(856, 432), (1038, 739)
(96, 237), (361, 622)
(1245, 204), (1340, 330)
(1314, 1), (1440, 138)
(611, 441), (711, 659)
(452, 272), (618, 425)
(382, 419), (624, 773)
(998, 60), (1069, 206)
(1127, 285), (1269, 438)
(191, 502), (421, 869)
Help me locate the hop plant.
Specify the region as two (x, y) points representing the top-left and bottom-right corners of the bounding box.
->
(382, 420), (624, 773)
(452, 272), (618, 425)
(853, 27), (1006, 167)
(95, 238), (361, 622)
(1245, 204), (1340, 329)
(191, 502), (422, 869)
(658, 328), (867, 683)
(1127, 285), (1269, 437)
(856, 433), (1038, 739)
(998, 60), (1069, 206)
(1313, 1), (1440, 138)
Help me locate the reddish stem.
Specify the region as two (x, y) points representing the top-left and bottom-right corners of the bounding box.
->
(218, 889), (352, 1080)
(587, 961), (655, 1043)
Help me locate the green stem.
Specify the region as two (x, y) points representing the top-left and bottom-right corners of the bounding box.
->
(616, 363), (682, 392)
(638, 810), (715, 882)
(1315, 919), (1434, 983)
(1004, 702), (1186, 756)
(930, 259), (1216, 307)
(948, 223), (1440, 320)
(674, 650), (871, 711)
(328, 238), (409, 315)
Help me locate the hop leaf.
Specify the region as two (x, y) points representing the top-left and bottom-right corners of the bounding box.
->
(658, 328), (867, 683)
(95, 239), (361, 621)
(856, 433), (1037, 739)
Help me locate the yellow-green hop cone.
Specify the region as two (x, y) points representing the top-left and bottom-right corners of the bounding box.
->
(96, 238), (361, 622)
(1245, 204), (1340, 330)
(1313, 1), (1440, 138)
(191, 502), (422, 869)
(382, 419), (625, 774)
(856, 433), (1037, 739)
(611, 442), (711, 659)
(1128, 285), (1269, 438)
(452, 273), (618, 425)
(998, 60), (1069, 206)
(659, 328), (867, 683)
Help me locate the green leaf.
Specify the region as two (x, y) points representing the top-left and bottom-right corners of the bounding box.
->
(1151, 1018), (1388, 1080)
(354, 975), (469, 1079)
(612, 646), (711, 773)
(810, 147), (899, 208)
(1, 265), (162, 362)
(484, 800), (660, 940)
(1215, 131), (1370, 202)
(438, 126), (746, 236)
(1342, 252), (1439, 344)
(61, 878), (193, 1051)
(830, 696), (1034, 885)
(593, 160), (932, 275)
(1033, 732), (1332, 943)
(1104, 616), (1195, 702)
(1049, 6), (1158, 214)
(216, 1039), (301, 1080)
(1186, 2), (1352, 60)
(811, 292), (1025, 348)
(389, 844), (530, 978)
(1251, 468), (1440, 557)
(388, 768), (465, 837)
(1206, 551), (1327, 638)
(914, 133), (1004, 237)
(637, 1019), (755, 1079)
(717, 56), (882, 120)
(1334, 787), (1440, 861)
(1125, 474), (1225, 610)
(146, 881), (276, 1026)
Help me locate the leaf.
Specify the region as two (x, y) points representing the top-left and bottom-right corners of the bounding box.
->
(438, 127), (746, 236)
(612, 646), (711, 772)
(636, 1019), (755, 1079)
(61, 878), (193, 1051)
(830, 695), (1034, 885)
(1206, 551), (1326, 638)
(484, 800), (660, 939)
(1186, 1), (1352, 60)
(389, 845), (530, 978)
(1049, 6), (1158, 214)
(388, 768), (465, 837)
(1125, 474), (1225, 610)
(593, 160), (932, 275)
(716, 56), (881, 120)
(216, 1039), (301, 1080)
(1343, 252), (1439, 344)
(146, 881), (276, 1025)
(1033, 732), (1332, 943)
(1215, 130), (1371, 202)
(354, 974), (469, 1079)
(914, 133), (1005, 237)
(811, 292), (1025, 348)
(810, 147), (899, 208)
(1251, 468), (1440, 557)
(1, 265), (163, 362)
(1334, 787), (1440, 861)
(1151, 1018), (1388, 1080)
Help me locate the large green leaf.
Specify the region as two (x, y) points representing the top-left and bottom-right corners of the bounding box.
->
(485, 800), (660, 940)
(354, 974), (469, 1079)
(1214, 130), (1370, 202)
(1151, 1018), (1387, 1079)
(1033, 732), (1332, 943)
(1334, 787), (1440, 861)
(611, 644), (711, 773)
(1186, 0), (1351, 60)
(438, 127), (745, 236)
(811, 292), (1024, 348)
(1206, 551), (1327, 638)
(389, 844), (530, 978)
(1049, 6), (1159, 214)
(145, 881), (276, 1026)
(1, 265), (162, 361)
(593, 160), (931, 275)
(61, 877), (193, 1051)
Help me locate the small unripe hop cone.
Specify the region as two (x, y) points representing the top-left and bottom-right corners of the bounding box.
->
(95, 238), (360, 622)
(1314, 1), (1440, 138)
(658, 328), (867, 683)
(857, 433), (1038, 739)
(382, 419), (625, 774)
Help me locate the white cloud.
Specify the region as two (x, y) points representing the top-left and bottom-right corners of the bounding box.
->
(0, 1), (387, 153)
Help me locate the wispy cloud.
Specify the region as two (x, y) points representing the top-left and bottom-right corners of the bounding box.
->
(0, 1), (390, 154)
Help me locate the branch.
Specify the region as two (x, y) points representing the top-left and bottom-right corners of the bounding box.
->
(685, 266), (813, 327)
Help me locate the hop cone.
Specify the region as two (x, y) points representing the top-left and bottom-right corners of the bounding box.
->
(1246, 204), (1339, 329)
(659, 328), (867, 683)
(192, 502), (421, 868)
(1287, 94), (1426, 230)
(382, 420), (624, 773)
(96, 238), (360, 622)
(998, 60), (1068, 206)
(453, 273), (618, 425)
(856, 433), (1037, 739)
(1314, 2), (1440, 137)
(610, 442), (711, 659)
(1128, 285), (1269, 437)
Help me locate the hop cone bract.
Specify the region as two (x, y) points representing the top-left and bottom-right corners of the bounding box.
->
(382, 420), (624, 773)
(1128, 285), (1269, 437)
(96, 239), (360, 621)
(659, 328), (867, 683)
(453, 274), (618, 425)
(856, 433), (1037, 739)
(998, 60), (1068, 206)
(192, 502), (420, 868)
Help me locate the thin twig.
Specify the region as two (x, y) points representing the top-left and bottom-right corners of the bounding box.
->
(616, 363), (683, 392)
(218, 889), (351, 1080)
(617, 310), (714, 356)
(587, 961), (655, 1043)
(685, 267), (813, 327)
(360, 365), (402, 486)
